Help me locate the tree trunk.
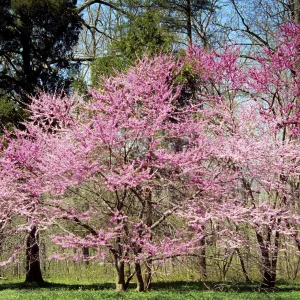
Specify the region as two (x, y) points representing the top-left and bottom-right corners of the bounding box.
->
(19, 14), (35, 104)
(261, 267), (276, 289)
(186, 0), (193, 45)
(235, 248), (250, 282)
(199, 233), (207, 281)
(115, 260), (126, 291)
(256, 230), (277, 289)
(25, 226), (44, 284)
(144, 187), (153, 290)
(83, 247), (89, 265)
(135, 262), (145, 292)
(292, 0), (300, 24)
(144, 258), (152, 290)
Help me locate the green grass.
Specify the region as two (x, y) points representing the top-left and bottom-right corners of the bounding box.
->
(1, 281), (300, 299)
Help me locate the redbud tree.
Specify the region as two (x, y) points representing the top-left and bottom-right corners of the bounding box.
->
(182, 22), (300, 288)
(1, 22), (300, 291)
(1, 56), (206, 290)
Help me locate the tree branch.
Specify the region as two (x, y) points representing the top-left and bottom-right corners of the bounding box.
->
(150, 205), (179, 230)
(80, 19), (114, 40)
(76, 0), (127, 16)
(231, 0), (271, 48)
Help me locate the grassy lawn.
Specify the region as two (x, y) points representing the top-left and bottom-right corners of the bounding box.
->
(1, 281), (300, 299)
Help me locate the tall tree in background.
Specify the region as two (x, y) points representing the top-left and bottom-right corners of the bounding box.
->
(90, 1), (174, 86)
(0, 0), (82, 283)
(153, 0), (213, 46)
(293, 0), (300, 23)
(0, 0), (82, 127)
(71, 0), (218, 88)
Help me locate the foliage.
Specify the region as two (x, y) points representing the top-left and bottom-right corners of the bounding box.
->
(90, 3), (175, 86)
(111, 9), (174, 59)
(0, 95), (23, 130)
(0, 0), (82, 119)
(91, 56), (128, 87)
(2, 20), (300, 292)
(153, 0), (213, 45)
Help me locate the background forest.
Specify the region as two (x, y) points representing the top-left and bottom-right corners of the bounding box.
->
(1, 0), (300, 295)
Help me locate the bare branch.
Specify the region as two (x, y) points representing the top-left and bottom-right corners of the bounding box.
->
(231, 0), (270, 48)
(76, 0), (127, 16)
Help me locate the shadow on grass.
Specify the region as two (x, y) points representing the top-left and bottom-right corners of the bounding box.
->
(152, 280), (300, 293)
(152, 281), (256, 292)
(0, 281), (117, 291)
(0, 280), (300, 294)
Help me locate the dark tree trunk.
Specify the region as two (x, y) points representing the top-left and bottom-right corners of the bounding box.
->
(292, 0), (300, 24)
(135, 262), (145, 292)
(25, 226), (44, 283)
(19, 14), (35, 104)
(144, 188), (153, 290)
(235, 248), (250, 282)
(115, 260), (126, 291)
(261, 269), (276, 289)
(0, 225), (3, 279)
(82, 247), (89, 265)
(256, 230), (278, 289)
(186, 0), (193, 45)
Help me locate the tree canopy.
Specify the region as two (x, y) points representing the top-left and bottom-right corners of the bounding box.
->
(0, 0), (82, 126)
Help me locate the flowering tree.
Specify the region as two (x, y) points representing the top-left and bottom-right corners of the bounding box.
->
(0, 55), (207, 290)
(1, 21), (300, 291)
(0, 93), (83, 283)
(181, 21), (300, 288)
